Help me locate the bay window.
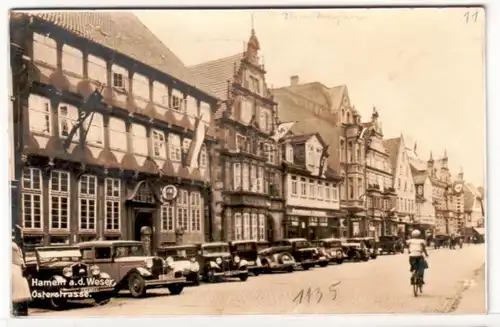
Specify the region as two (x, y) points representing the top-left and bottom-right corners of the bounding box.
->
(234, 213), (243, 240)
(251, 213), (258, 240)
(242, 163), (250, 191)
(233, 163), (241, 190)
(243, 213), (250, 240)
(258, 214), (266, 241)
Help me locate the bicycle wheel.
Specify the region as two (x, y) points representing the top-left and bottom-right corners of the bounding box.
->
(412, 272), (419, 297)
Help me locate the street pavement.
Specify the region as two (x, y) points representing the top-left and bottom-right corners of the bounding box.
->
(30, 244), (485, 316)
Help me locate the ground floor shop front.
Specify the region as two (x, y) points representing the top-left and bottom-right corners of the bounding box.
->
(283, 207), (345, 240)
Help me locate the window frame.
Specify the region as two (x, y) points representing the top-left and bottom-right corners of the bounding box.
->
(21, 167), (43, 230)
(49, 170), (70, 231)
(104, 178), (121, 232)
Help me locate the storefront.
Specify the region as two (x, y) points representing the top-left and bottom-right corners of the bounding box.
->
(283, 207), (343, 240)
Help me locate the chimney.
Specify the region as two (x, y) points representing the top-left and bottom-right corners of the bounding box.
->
(290, 75), (299, 86)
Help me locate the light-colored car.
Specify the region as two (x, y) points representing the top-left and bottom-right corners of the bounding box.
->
(78, 240), (186, 297)
(157, 245), (201, 285)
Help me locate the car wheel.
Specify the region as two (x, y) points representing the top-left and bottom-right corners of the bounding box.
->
(335, 259), (344, 264)
(302, 264), (311, 270)
(253, 270), (260, 276)
(286, 265), (294, 273)
(319, 261), (328, 267)
(239, 273), (249, 281)
(168, 284), (184, 295)
(207, 269), (218, 283)
(128, 272), (146, 298)
(47, 297), (68, 310)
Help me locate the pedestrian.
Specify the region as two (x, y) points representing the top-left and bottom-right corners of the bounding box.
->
(11, 242), (31, 317)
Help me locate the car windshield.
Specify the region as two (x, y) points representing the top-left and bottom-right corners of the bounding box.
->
(165, 248), (197, 259)
(115, 245), (145, 258)
(234, 243), (256, 251)
(37, 249), (82, 262)
(325, 241), (341, 247)
(202, 245), (229, 254)
(347, 239), (362, 244)
(294, 241), (310, 248)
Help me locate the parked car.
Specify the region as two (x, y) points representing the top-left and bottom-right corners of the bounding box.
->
(272, 238), (319, 270)
(347, 237), (378, 259)
(434, 234), (450, 249)
(342, 242), (370, 262)
(157, 244), (201, 285)
(311, 238), (346, 264)
(229, 240), (263, 276)
(23, 245), (115, 310)
(198, 242), (249, 282)
(257, 243), (296, 273)
(378, 236), (404, 254)
(78, 240), (185, 298)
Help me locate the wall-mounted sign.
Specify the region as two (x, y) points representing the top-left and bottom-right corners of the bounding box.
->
(289, 208), (328, 217)
(161, 185), (178, 202)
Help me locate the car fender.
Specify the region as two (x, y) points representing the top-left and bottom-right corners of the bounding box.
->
(208, 261), (220, 269)
(135, 267), (152, 277)
(239, 259), (248, 268)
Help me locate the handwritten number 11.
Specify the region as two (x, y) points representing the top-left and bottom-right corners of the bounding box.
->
(464, 11), (478, 23)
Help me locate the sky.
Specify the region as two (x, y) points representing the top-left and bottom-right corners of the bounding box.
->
(137, 8), (485, 187)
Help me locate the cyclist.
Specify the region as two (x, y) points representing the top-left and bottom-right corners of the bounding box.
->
(406, 229), (429, 284)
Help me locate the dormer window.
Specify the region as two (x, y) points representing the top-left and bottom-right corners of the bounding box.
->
(286, 146), (294, 163)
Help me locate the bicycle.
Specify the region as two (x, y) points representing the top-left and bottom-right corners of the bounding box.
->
(411, 270), (424, 297)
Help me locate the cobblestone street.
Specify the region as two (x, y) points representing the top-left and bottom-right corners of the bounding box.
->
(30, 244), (485, 316)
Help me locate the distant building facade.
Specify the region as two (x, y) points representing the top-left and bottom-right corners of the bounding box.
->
(411, 167), (436, 236)
(384, 135), (417, 236)
(281, 133), (342, 239)
(189, 29), (283, 242)
(10, 12), (218, 251)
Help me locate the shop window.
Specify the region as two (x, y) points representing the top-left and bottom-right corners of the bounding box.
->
(243, 213), (250, 240)
(234, 213), (243, 240)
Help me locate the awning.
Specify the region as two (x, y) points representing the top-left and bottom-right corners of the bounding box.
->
(473, 227), (485, 236)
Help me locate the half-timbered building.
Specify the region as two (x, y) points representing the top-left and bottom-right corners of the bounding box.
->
(10, 12), (219, 252)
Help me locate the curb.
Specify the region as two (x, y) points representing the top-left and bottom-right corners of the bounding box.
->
(436, 262), (485, 313)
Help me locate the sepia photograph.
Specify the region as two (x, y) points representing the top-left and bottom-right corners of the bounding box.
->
(8, 7), (486, 317)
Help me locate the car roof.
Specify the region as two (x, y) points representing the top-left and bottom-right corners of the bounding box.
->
(77, 240), (142, 247)
(158, 244), (199, 250)
(282, 238), (308, 242)
(319, 238), (342, 242)
(230, 240), (257, 245)
(34, 245), (80, 251)
(201, 242), (229, 247)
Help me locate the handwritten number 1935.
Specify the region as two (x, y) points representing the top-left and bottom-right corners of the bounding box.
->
(464, 11), (479, 23)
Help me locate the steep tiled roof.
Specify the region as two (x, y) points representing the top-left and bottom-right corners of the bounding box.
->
(188, 53), (244, 101)
(272, 88), (341, 172)
(29, 11), (214, 97)
(329, 85), (347, 110)
(383, 137), (401, 174)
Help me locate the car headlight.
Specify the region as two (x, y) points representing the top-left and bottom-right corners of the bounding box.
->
(256, 257), (262, 266)
(145, 258), (153, 269)
(166, 256), (174, 267)
(62, 267), (72, 278)
(90, 265), (100, 276)
(336, 251), (342, 258)
(191, 262), (200, 272)
(216, 257), (222, 265)
(234, 255), (240, 263)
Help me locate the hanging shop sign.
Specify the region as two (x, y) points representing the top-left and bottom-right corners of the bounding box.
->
(161, 185), (178, 202)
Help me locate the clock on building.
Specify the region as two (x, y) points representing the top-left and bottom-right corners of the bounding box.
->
(454, 184), (463, 193)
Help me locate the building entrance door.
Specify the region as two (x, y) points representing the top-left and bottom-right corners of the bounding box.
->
(134, 211), (154, 255)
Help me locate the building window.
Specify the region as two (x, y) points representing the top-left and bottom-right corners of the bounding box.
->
(233, 163), (241, 190)
(300, 177), (307, 197)
(325, 182), (331, 201)
(113, 72), (124, 89)
(242, 163), (250, 191)
(33, 33), (57, 66)
(28, 94), (51, 135)
(199, 145), (208, 169)
(131, 123), (148, 156)
(171, 90), (184, 112)
(249, 76), (261, 94)
(58, 104), (79, 140)
(152, 129), (166, 159)
(161, 204), (174, 231)
(153, 81), (169, 107)
(21, 167), (43, 230)
(286, 146), (294, 162)
(243, 213), (250, 240)
(132, 73), (150, 100)
(309, 180), (315, 199)
(236, 134), (246, 151)
(340, 139), (345, 162)
(250, 165), (257, 192)
(234, 213), (243, 240)
(79, 175), (96, 232)
(268, 144), (275, 163)
(318, 181), (324, 200)
(190, 192), (202, 232)
(49, 170), (70, 230)
(177, 190), (189, 230)
(83, 112), (104, 146)
(357, 178), (363, 199)
(291, 176), (298, 196)
(168, 133), (182, 162)
(105, 178), (121, 232)
(348, 141), (353, 163)
(349, 177), (354, 199)
(257, 167), (264, 193)
(332, 185), (338, 201)
(258, 214), (266, 241)
(251, 213), (258, 240)
(62, 44), (83, 76)
(108, 117), (128, 152)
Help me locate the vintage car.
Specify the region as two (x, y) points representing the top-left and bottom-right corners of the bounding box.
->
(347, 237), (378, 259)
(78, 240), (186, 297)
(272, 238), (319, 270)
(434, 234), (450, 249)
(198, 242), (249, 282)
(157, 244), (201, 285)
(341, 242), (370, 262)
(23, 245), (116, 310)
(311, 238), (346, 264)
(229, 240), (263, 276)
(257, 243), (296, 273)
(378, 236), (405, 254)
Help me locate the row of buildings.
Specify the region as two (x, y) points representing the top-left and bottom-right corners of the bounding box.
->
(9, 12), (485, 253)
